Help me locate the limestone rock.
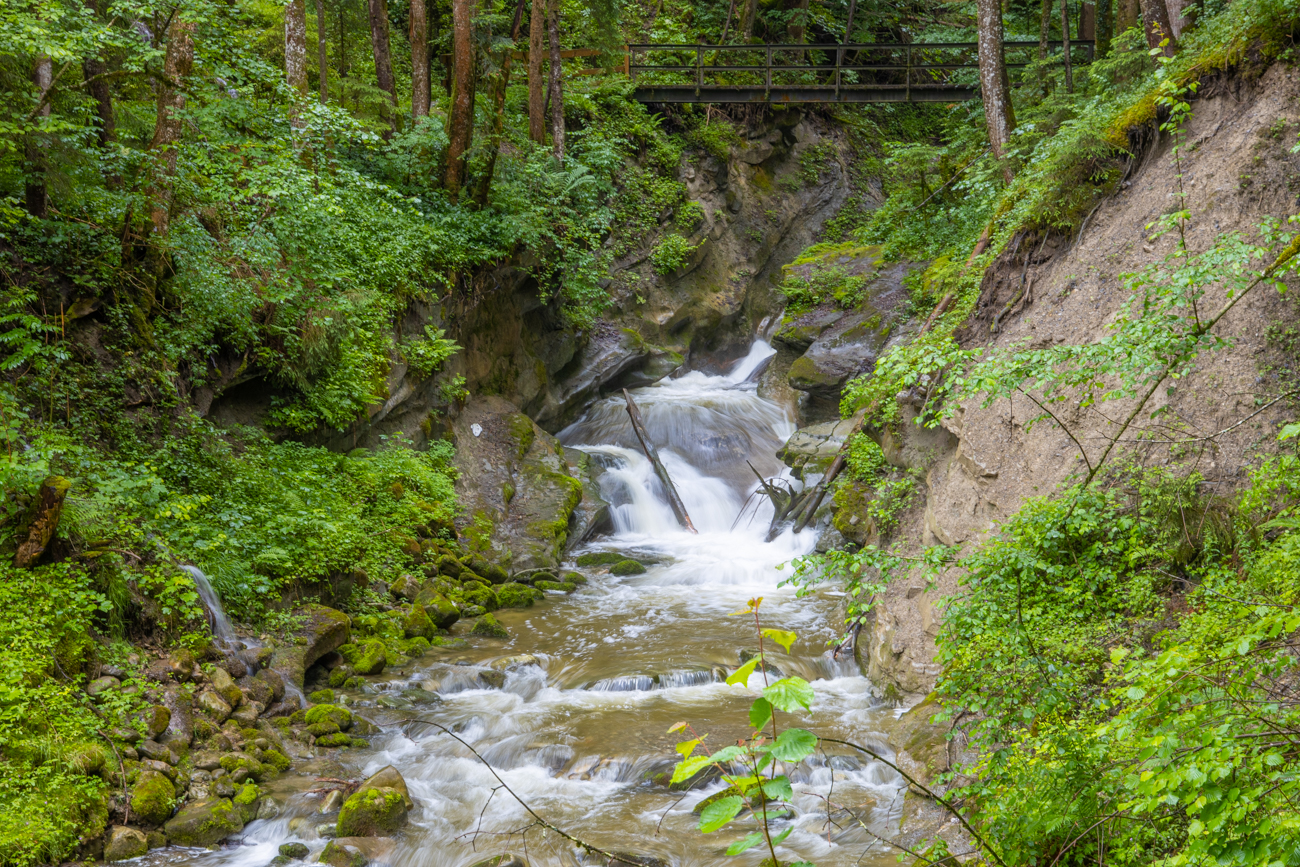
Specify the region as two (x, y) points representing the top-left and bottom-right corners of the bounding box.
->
(159, 687), (194, 748)
(268, 604), (352, 688)
(335, 787), (408, 837)
(470, 613), (509, 639)
(412, 588), (459, 628)
(104, 826), (149, 862)
(280, 842), (310, 859)
(196, 689), (232, 722)
(136, 705), (171, 740)
(778, 417), (859, 480)
(164, 798), (245, 847)
(339, 640), (386, 676)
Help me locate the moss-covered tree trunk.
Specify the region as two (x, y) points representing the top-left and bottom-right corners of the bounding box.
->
(24, 55), (51, 218)
(317, 0), (329, 102)
(13, 476), (70, 568)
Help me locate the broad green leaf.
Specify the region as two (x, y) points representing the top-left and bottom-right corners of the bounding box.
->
(667, 721), (688, 734)
(727, 657), (760, 686)
(749, 697), (773, 731)
(761, 775), (794, 801)
(761, 628), (798, 653)
(671, 755), (712, 784)
(676, 737), (702, 758)
(706, 745), (747, 764)
(769, 728), (817, 762)
(726, 832), (765, 856)
(763, 677), (814, 713)
(698, 796), (744, 833)
(770, 828), (795, 847)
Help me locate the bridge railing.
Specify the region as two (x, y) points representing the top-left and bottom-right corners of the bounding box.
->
(626, 40), (1093, 100)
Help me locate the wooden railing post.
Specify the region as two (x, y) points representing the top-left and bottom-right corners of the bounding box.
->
(765, 44), (772, 99)
(834, 44), (843, 98)
(696, 45), (703, 95)
(905, 44), (911, 102)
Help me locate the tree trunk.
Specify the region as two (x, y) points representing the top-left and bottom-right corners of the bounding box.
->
(1139, 0), (1176, 53)
(623, 390), (697, 534)
(1060, 0), (1073, 92)
(148, 19), (195, 238)
(740, 0), (758, 40)
(24, 56), (52, 218)
(317, 0), (329, 102)
(368, 0), (398, 134)
(528, 0), (546, 143)
(546, 0), (564, 162)
(976, 0), (1016, 184)
(473, 0), (526, 206)
(82, 0), (114, 145)
(444, 0), (475, 199)
(1038, 0), (1051, 59)
(286, 0), (309, 97)
(411, 0), (429, 118)
(1117, 0), (1139, 32)
(1096, 0), (1113, 55)
(787, 0), (809, 43)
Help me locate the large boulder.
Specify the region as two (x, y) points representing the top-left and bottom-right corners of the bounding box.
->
(412, 588), (459, 629)
(269, 604), (351, 688)
(335, 787), (408, 837)
(777, 417), (859, 480)
(129, 769), (176, 825)
(163, 798), (245, 847)
(358, 766), (413, 809)
(104, 826), (149, 862)
(451, 396), (584, 573)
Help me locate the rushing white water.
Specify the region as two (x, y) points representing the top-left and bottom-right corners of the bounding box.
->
(181, 564), (236, 642)
(154, 341), (908, 867)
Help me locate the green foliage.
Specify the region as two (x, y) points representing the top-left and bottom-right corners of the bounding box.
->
(401, 328), (460, 380)
(650, 234), (700, 275)
(685, 119), (743, 161)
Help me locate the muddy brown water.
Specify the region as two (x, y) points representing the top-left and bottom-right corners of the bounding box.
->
(150, 342), (907, 867)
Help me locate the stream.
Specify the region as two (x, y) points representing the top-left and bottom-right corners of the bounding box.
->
(155, 341), (908, 867)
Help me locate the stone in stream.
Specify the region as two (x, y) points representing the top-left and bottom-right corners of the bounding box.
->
(335, 787), (408, 836)
(129, 769), (176, 824)
(359, 766), (414, 809)
(495, 582), (544, 608)
(574, 551), (627, 567)
(269, 604), (352, 688)
(469, 856), (528, 867)
(316, 841), (367, 867)
(413, 588), (459, 628)
(103, 826), (149, 862)
(608, 559), (646, 576)
(280, 842), (310, 859)
(164, 798), (245, 847)
(470, 613), (509, 638)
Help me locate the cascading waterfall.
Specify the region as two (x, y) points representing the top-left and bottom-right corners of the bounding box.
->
(181, 564), (236, 642)
(157, 339), (908, 867)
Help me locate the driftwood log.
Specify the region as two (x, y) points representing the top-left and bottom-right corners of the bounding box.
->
(622, 389), (697, 533)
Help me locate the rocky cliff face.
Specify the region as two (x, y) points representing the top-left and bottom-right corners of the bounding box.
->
(838, 63), (1300, 695)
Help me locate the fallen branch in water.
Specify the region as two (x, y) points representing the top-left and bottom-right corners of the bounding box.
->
(623, 388), (697, 533)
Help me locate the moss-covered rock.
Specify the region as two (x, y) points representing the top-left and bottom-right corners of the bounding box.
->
(104, 825), (149, 861)
(137, 705), (171, 740)
(434, 553), (463, 577)
(563, 571), (588, 585)
(317, 840), (368, 867)
(575, 552), (626, 567)
(399, 604), (435, 639)
(164, 798), (245, 847)
(535, 580), (576, 593)
(470, 614), (509, 638)
(262, 748), (292, 772)
(496, 583), (544, 608)
(130, 769), (175, 825)
(359, 766), (414, 808)
(462, 585), (500, 611)
(233, 782), (261, 823)
(609, 559), (646, 576)
(305, 703), (352, 728)
(339, 640), (387, 676)
(315, 732), (362, 748)
(308, 688), (335, 704)
(336, 787), (408, 837)
(281, 842), (310, 859)
(412, 588), (460, 629)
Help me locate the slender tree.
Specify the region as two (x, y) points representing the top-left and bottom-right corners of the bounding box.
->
(1060, 0), (1073, 92)
(286, 0), (309, 97)
(317, 0), (329, 102)
(976, 0), (1016, 184)
(528, 0), (546, 143)
(1139, 0), (1177, 53)
(24, 55), (52, 218)
(740, 0), (758, 40)
(83, 0), (114, 145)
(1096, 0), (1113, 55)
(411, 0), (429, 118)
(444, 0), (475, 198)
(1038, 0), (1051, 60)
(473, 0), (527, 205)
(368, 0), (398, 133)
(546, 0), (564, 162)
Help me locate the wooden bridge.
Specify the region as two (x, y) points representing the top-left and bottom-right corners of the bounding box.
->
(623, 40), (1093, 104)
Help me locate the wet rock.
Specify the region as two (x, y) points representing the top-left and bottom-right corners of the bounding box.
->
(574, 552), (626, 567)
(269, 604), (352, 688)
(320, 790), (345, 813)
(197, 689), (233, 722)
(390, 573), (422, 601)
(470, 856), (528, 867)
(888, 694), (950, 788)
(317, 840), (367, 867)
(434, 554), (463, 578)
(609, 559), (646, 576)
(258, 797), (282, 820)
(535, 580), (575, 593)
(240, 675), (275, 707)
(478, 670), (507, 689)
(778, 417), (859, 480)
(164, 798), (245, 847)
(142, 758), (177, 781)
(130, 770), (176, 824)
(255, 667), (287, 702)
(470, 613), (509, 639)
(609, 854), (670, 867)
(234, 781), (262, 822)
(146, 830), (167, 850)
(413, 588), (460, 628)
(462, 584), (501, 611)
(159, 686), (195, 748)
(137, 739), (174, 764)
(104, 826), (149, 861)
(305, 704), (353, 732)
(137, 705), (172, 740)
(496, 583), (544, 608)
(193, 750), (223, 770)
(336, 787), (408, 837)
(489, 654), (542, 672)
(231, 702), (262, 724)
(86, 675), (120, 696)
(359, 766), (414, 809)
(280, 842), (311, 859)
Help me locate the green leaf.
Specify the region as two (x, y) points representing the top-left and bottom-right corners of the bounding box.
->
(763, 677), (814, 713)
(727, 657), (760, 686)
(771, 828), (795, 847)
(761, 775), (794, 801)
(769, 728), (817, 762)
(761, 628), (798, 653)
(705, 745), (747, 764)
(726, 832), (766, 856)
(698, 796), (744, 833)
(676, 737), (702, 758)
(671, 756), (712, 784)
(749, 697), (773, 731)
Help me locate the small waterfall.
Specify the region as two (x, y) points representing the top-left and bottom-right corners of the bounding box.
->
(180, 565), (235, 642)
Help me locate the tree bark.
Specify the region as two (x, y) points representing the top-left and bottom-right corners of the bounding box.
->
(24, 56), (52, 218)
(82, 0), (114, 145)
(546, 0), (564, 162)
(13, 476), (70, 569)
(1117, 0), (1140, 32)
(368, 0), (399, 134)
(976, 0), (1016, 184)
(1096, 0), (1113, 55)
(286, 0), (309, 97)
(411, 0), (429, 118)
(528, 0), (546, 143)
(1139, 0), (1177, 53)
(1060, 0), (1073, 92)
(623, 390), (697, 534)
(473, 0), (526, 205)
(444, 0), (475, 199)
(740, 0), (758, 40)
(787, 0), (809, 43)
(1038, 0), (1051, 59)
(317, 0), (329, 102)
